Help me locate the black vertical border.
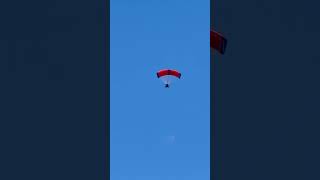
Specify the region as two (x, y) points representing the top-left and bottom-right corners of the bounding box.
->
(210, 0), (320, 179)
(0, 0), (110, 179)
(106, 0), (110, 177)
(210, 0), (215, 179)
(106, 0), (110, 178)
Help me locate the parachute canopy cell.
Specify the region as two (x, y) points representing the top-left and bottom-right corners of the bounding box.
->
(210, 30), (227, 54)
(156, 69), (181, 88)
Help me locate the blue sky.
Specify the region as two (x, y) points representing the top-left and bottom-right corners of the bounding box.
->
(111, 0), (210, 179)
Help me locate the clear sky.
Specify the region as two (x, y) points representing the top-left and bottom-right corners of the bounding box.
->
(111, 0), (210, 179)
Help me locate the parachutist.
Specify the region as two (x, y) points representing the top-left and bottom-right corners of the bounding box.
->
(156, 69), (181, 88)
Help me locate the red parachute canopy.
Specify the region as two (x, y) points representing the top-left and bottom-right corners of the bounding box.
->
(157, 69), (181, 78)
(156, 69), (181, 88)
(211, 30), (227, 54)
